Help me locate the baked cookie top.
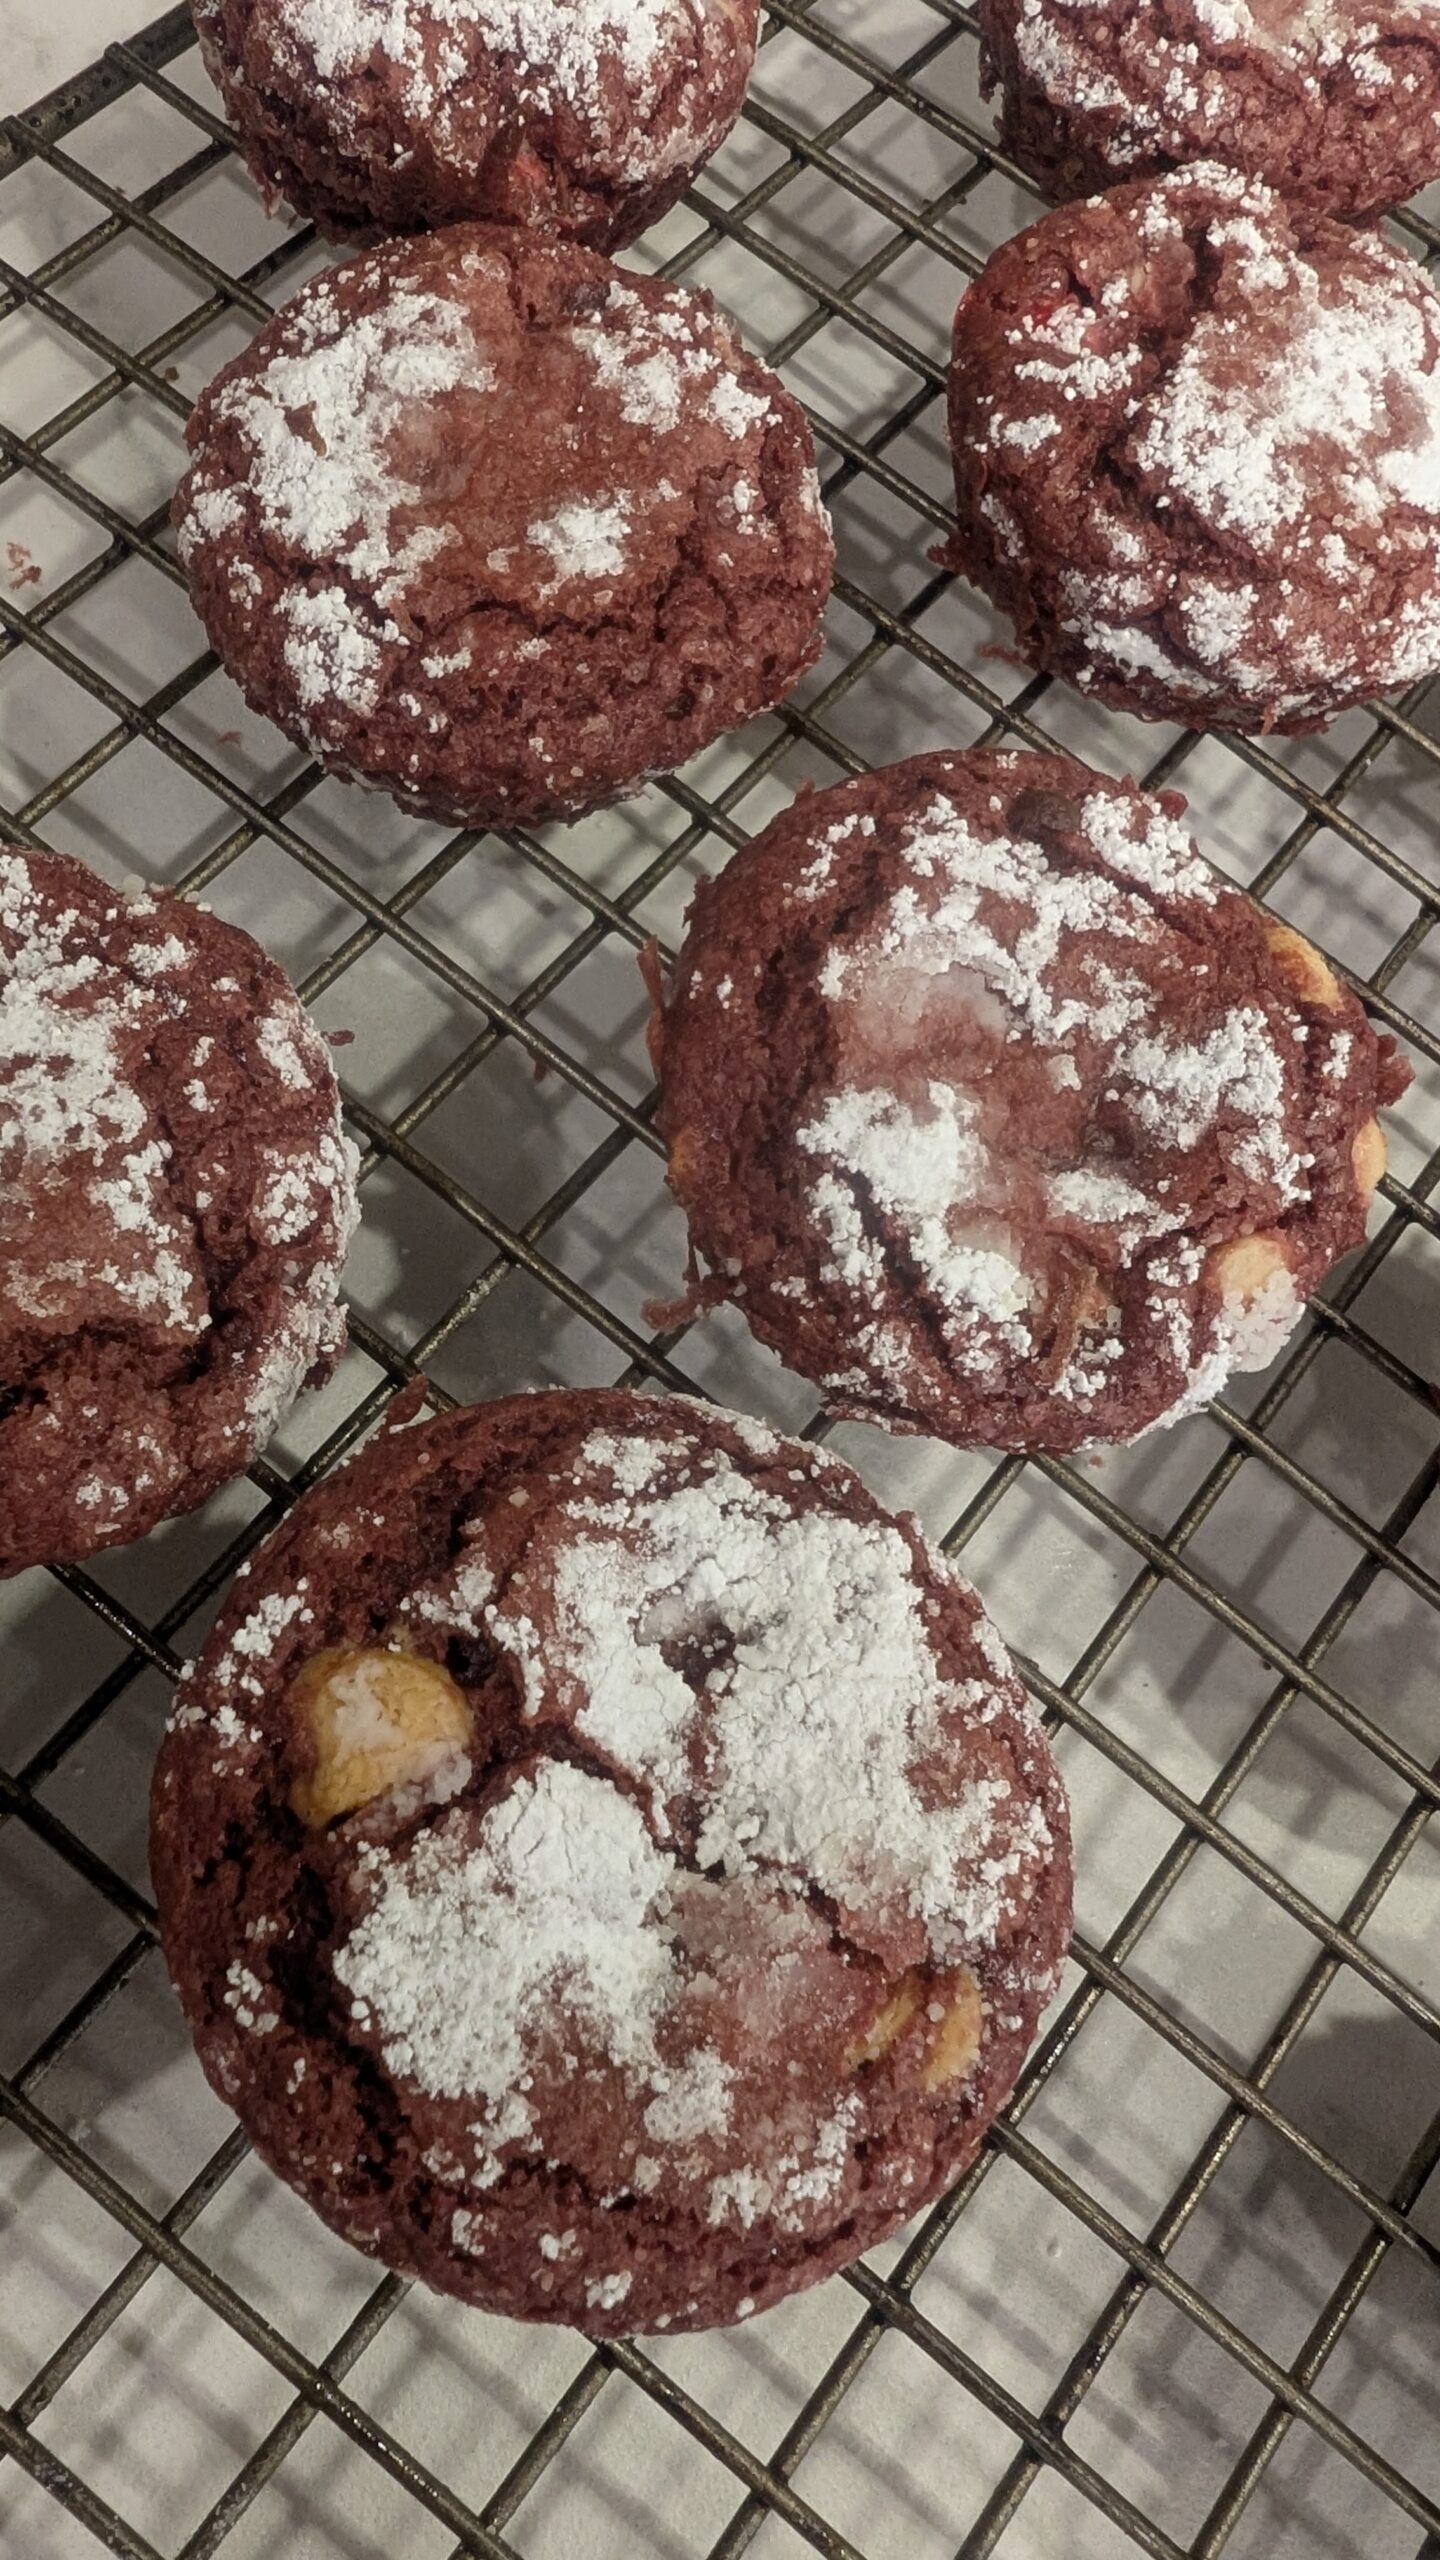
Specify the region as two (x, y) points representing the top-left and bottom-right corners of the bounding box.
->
(0, 845), (357, 1575)
(981, 0), (1440, 220)
(942, 166), (1440, 731)
(195, 0), (759, 246)
(655, 749), (1408, 1449)
(175, 225), (831, 825)
(151, 1388), (1071, 2333)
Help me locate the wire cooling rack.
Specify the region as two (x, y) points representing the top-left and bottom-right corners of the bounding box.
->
(2, 7), (1440, 2557)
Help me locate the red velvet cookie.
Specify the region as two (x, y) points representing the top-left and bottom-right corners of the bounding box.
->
(194, 0), (759, 250)
(979, 0), (1440, 222)
(939, 166), (1440, 732)
(175, 225), (832, 827)
(1, 846), (358, 1577)
(150, 1389), (1071, 2335)
(653, 750), (1409, 1452)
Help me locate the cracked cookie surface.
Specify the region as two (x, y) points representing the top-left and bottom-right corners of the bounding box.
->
(193, 0), (760, 250)
(175, 224), (833, 827)
(0, 845), (358, 1576)
(978, 0), (1440, 221)
(940, 165), (1440, 732)
(150, 1387), (1071, 2335)
(653, 749), (1410, 1451)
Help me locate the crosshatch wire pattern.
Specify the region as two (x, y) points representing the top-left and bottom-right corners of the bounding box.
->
(1, 5), (1439, 2557)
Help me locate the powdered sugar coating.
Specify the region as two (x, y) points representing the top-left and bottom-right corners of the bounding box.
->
(1130, 203), (1440, 570)
(193, 0), (758, 247)
(152, 1389), (1071, 2333)
(796, 782), (1301, 1412)
(426, 1438), (1052, 1965)
(657, 750), (1409, 1452)
(274, 0), (733, 183)
(945, 166), (1440, 731)
(175, 227), (832, 826)
(177, 281), (486, 733)
(0, 847), (358, 1575)
(982, 0), (1440, 220)
(526, 496), (632, 594)
(337, 1761), (677, 2165)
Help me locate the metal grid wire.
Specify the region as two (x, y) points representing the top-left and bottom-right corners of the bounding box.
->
(1, 6), (1439, 2557)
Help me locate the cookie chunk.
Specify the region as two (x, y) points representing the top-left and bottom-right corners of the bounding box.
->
(0, 847), (358, 1577)
(175, 225), (832, 827)
(151, 1389), (1071, 2334)
(194, 0), (759, 250)
(979, 0), (1440, 222)
(938, 166), (1440, 733)
(653, 751), (1409, 1451)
